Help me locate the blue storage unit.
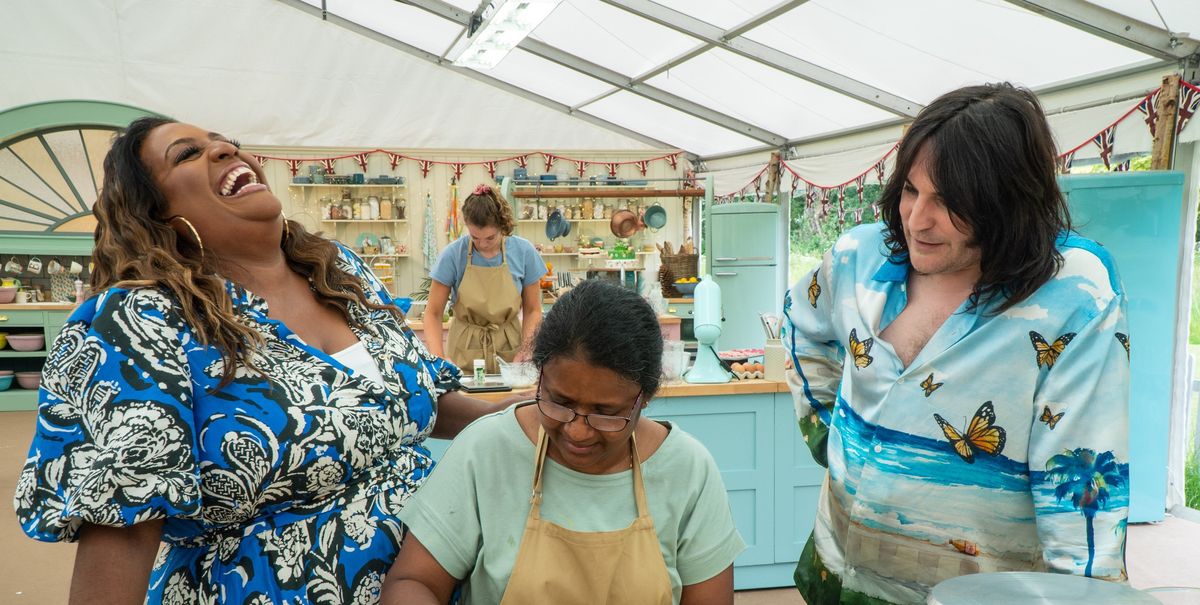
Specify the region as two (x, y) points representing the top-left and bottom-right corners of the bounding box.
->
(1060, 171), (1189, 523)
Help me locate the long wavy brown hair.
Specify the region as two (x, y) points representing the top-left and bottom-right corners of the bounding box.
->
(92, 117), (399, 386)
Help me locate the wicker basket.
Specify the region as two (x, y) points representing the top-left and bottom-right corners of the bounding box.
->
(659, 253), (698, 297)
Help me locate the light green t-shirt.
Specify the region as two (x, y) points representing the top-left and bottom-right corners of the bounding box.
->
(401, 405), (746, 605)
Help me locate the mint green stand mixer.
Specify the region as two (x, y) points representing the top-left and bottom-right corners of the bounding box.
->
(684, 275), (732, 384)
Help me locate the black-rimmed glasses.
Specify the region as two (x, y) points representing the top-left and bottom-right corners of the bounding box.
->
(531, 373), (643, 432)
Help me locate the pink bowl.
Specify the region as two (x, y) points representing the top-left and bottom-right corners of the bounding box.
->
(7, 334), (44, 352)
(0, 370), (13, 376)
(15, 371), (40, 390)
(0, 287), (15, 304)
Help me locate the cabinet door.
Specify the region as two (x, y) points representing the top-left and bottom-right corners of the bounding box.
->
(711, 206), (778, 266)
(712, 265), (777, 350)
(646, 394), (775, 566)
(773, 396), (826, 562)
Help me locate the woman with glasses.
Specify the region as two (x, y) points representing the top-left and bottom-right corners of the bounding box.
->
(382, 279), (745, 604)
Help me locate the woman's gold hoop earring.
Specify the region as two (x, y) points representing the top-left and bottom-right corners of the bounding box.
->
(168, 215), (204, 256)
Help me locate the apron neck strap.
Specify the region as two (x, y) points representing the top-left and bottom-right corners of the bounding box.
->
(530, 423), (651, 520)
(466, 237), (506, 263)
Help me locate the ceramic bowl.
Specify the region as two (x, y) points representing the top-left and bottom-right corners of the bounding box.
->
(0, 332), (7, 349)
(0, 375), (12, 391)
(0, 286), (16, 303)
(674, 282), (697, 296)
(8, 333), (45, 352)
(15, 371), (40, 390)
(0, 370), (13, 376)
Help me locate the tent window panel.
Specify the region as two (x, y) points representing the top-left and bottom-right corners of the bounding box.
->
(581, 91), (761, 157)
(744, 0), (1154, 104)
(328, 0), (462, 56)
(531, 0), (700, 78)
(646, 48), (894, 141)
(490, 48), (616, 108)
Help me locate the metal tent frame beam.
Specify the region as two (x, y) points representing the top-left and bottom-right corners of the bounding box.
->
(273, 0), (684, 153)
(1003, 0), (1199, 61)
(599, 0), (922, 118)
(398, 0), (789, 147)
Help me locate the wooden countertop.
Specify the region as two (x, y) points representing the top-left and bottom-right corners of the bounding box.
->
(466, 378), (788, 403)
(665, 297), (695, 304)
(0, 303), (76, 311)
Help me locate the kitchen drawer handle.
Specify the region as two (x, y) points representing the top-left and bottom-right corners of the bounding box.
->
(715, 257), (738, 262)
(714, 272), (738, 276)
(0, 315), (7, 322)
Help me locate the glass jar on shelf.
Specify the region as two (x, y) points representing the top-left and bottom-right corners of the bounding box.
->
(380, 197), (393, 220)
(368, 196), (380, 220)
(396, 194), (407, 220)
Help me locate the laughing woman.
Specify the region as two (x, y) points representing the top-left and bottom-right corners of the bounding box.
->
(12, 117), (497, 604)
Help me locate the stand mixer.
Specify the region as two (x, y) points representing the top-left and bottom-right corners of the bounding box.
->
(684, 275), (732, 384)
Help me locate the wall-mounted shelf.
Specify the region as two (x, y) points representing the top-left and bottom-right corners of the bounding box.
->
(512, 188), (703, 199)
(289, 184), (405, 189)
(321, 220), (408, 223)
(361, 254), (410, 259)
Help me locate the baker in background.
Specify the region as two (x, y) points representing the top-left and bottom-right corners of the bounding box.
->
(422, 184), (546, 373)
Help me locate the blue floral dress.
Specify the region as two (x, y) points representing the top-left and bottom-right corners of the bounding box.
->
(14, 245), (461, 604)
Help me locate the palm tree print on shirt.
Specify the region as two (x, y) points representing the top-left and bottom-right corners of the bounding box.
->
(1044, 448), (1124, 577)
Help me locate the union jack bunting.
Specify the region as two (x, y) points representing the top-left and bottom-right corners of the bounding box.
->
(1113, 159), (1132, 172)
(515, 155), (529, 169)
(1179, 85), (1200, 135)
(452, 163), (466, 180)
(575, 160), (588, 178)
(252, 155), (269, 168)
(353, 153), (370, 172)
(319, 158), (337, 174)
(666, 153), (679, 170)
(1136, 90), (1160, 136)
(606, 162), (620, 178)
(385, 152), (403, 170)
(855, 174), (867, 198)
(1091, 126), (1115, 170)
(543, 153), (557, 173)
(634, 160), (650, 176)
(418, 159), (434, 178)
(284, 159), (304, 177)
(1056, 151), (1075, 174)
(873, 160), (886, 186)
(484, 160), (498, 179)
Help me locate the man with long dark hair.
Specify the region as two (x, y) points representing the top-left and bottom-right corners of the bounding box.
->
(784, 83), (1130, 604)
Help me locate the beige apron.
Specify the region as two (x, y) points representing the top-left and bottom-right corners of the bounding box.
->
(448, 240), (522, 374)
(498, 426), (674, 605)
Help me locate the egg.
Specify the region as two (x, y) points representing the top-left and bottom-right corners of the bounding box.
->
(753, 362), (764, 372)
(730, 362), (745, 372)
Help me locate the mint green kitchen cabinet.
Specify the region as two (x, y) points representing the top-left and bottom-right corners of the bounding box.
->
(0, 307), (70, 411)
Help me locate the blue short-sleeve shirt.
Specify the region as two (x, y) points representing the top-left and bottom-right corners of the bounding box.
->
(430, 235), (546, 303)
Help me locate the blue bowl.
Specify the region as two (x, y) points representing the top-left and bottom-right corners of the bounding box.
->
(674, 282), (697, 296)
(0, 375), (12, 391)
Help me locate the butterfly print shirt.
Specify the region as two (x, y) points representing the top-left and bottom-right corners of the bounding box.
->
(783, 224), (1129, 605)
(14, 244), (462, 604)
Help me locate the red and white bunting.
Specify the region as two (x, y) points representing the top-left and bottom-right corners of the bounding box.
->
(818, 189), (831, 218)
(606, 162), (619, 178)
(1113, 159), (1132, 172)
(1091, 126), (1116, 170)
(1057, 151), (1075, 174)
(634, 160), (650, 176)
(452, 163), (466, 180)
(252, 155), (269, 168)
(515, 155), (529, 169)
(853, 208), (865, 224)
(873, 160), (886, 187)
(1179, 85), (1200, 135)
(285, 159), (304, 177)
(543, 153), (557, 173)
(753, 174), (763, 199)
(666, 153), (679, 170)
(353, 153), (370, 172)
(319, 158), (337, 174)
(1136, 91), (1160, 137)
(575, 160), (589, 178)
(386, 152), (403, 171)
(854, 174), (867, 196)
(484, 160), (498, 179)
(418, 160), (434, 178)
